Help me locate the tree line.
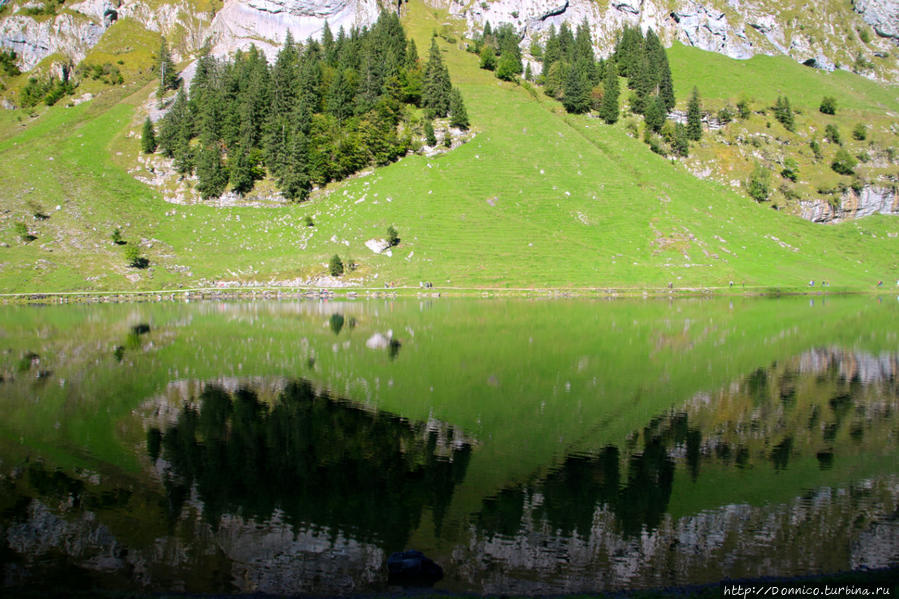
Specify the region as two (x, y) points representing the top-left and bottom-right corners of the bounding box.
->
(146, 12), (469, 201)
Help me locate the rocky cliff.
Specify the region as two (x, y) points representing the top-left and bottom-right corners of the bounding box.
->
(800, 185), (899, 223)
(2, 0), (897, 79)
(443, 0), (898, 81)
(0, 0), (212, 72)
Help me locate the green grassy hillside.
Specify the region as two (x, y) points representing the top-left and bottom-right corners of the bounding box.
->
(0, 1), (896, 293)
(667, 43), (899, 213)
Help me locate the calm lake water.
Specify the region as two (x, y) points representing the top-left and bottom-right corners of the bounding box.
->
(1, 296), (897, 594)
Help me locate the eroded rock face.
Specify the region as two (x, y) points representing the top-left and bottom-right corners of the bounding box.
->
(853, 0), (899, 41)
(443, 0), (897, 79)
(0, 0), (211, 73)
(0, 13), (103, 71)
(800, 186), (899, 223)
(208, 0), (382, 58)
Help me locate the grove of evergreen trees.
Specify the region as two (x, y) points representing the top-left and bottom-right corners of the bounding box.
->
(151, 13), (469, 201)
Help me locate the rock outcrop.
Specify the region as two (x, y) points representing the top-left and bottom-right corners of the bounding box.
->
(208, 0), (382, 58)
(853, 0), (899, 41)
(0, 0), (212, 73)
(800, 185), (899, 223)
(0, 12), (103, 71)
(442, 0), (898, 80)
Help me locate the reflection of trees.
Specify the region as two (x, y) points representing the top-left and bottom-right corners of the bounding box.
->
(475, 350), (898, 542)
(150, 381), (471, 550)
(479, 430), (676, 539)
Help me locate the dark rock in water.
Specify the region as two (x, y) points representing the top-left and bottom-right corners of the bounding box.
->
(387, 549), (443, 587)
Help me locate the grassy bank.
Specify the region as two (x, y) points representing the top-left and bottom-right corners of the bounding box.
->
(0, 1), (896, 293)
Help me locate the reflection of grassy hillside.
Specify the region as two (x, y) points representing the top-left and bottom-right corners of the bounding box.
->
(0, 297), (896, 521)
(0, 2), (897, 291)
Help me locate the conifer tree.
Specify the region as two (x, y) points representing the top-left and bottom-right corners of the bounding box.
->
(141, 117), (157, 154)
(279, 128), (311, 201)
(195, 143), (227, 199)
(524, 62), (533, 82)
(449, 87), (469, 130)
(542, 24), (559, 77)
(229, 146), (255, 195)
(599, 60), (620, 124)
(562, 64), (590, 114)
(674, 122), (689, 157)
(405, 38), (419, 69)
(424, 119), (437, 146)
(774, 96), (794, 132)
(657, 49), (675, 111)
(687, 86), (702, 141)
(423, 38), (451, 117)
(480, 45), (497, 70)
(157, 37), (178, 99)
(644, 94), (665, 132)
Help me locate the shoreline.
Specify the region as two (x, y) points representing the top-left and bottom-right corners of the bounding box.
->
(0, 284), (894, 304)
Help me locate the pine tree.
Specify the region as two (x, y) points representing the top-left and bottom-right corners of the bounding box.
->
(542, 24), (559, 78)
(480, 45), (497, 70)
(195, 143), (227, 199)
(674, 122), (689, 157)
(423, 38), (451, 117)
(279, 128), (311, 201)
(524, 62), (533, 82)
(229, 146), (255, 195)
(644, 94), (665, 132)
(424, 119), (437, 146)
(449, 87), (469, 130)
(657, 50), (675, 111)
(157, 37), (178, 99)
(774, 96), (794, 132)
(562, 63), (590, 114)
(599, 60), (619, 124)
(687, 86), (702, 141)
(141, 117), (157, 154)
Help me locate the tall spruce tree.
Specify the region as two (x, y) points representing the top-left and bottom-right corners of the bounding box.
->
(562, 63), (590, 114)
(195, 142), (227, 199)
(157, 37), (178, 100)
(599, 60), (620, 124)
(687, 86), (702, 141)
(141, 117), (157, 154)
(449, 87), (469, 130)
(423, 38), (451, 117)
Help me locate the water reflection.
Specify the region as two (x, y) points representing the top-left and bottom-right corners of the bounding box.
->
(151, 380), (473, 549)
(459, 347), (899, 592)
(1, 299), (897, 595)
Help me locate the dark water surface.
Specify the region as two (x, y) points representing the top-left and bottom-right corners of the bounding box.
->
(0, 296), (897, 594)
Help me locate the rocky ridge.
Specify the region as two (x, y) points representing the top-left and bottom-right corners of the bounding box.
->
(2, 0), (897, 80)
(800, 185), (899, 223)
(440, 0), (898, 81)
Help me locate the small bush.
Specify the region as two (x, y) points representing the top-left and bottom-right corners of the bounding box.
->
(736, 98), (751, 120)
(717, 106), (733, 125)
(111, 228), (125, 245)
(810, 139), (823, 160)
(14, 222), (34, 242)
(831, 148), (858, 175)
(780, 158), (799, 182)
(387, 225), (399, 247)
(824, 124), (841, 145)
(329, 254), (344, 277)
(852, 123), (867, 141)
(745, 164), (771, 202)
(124, 245), (149, 268)
(304, 215), (314, 227)
(819, 96), (836, 115)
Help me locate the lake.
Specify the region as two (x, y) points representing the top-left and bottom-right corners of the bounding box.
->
(1, 296), (897, 594)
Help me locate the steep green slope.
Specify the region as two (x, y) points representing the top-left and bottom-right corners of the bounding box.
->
(667, 43), (899, 213)
(0, 2), (896, 293)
